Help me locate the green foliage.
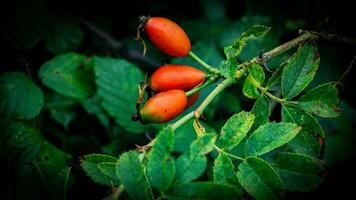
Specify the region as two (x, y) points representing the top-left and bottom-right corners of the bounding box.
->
(176, 134), (216, 183)
(271, 152), (324, 192)
(116, 151), (153, 200)
(243, 63), (265, 99)
(1, 4), (350, 199)
(245, 122), (301, 156)
(167, 182), (242, 200)
(147, 126), (175, 191)
(45, 92), (77, 129)
(250, 95), (271, 131)
(282, 43), (320, 100)
(237, 157), (284, 200)
(39, 53), (95, 100)
(80, 154), (119, 185)
(298, 83), (340, 117)
(282, 104), (324, 157)
(0, 72), (44, 120)
(213, 153), (241, 188)
(224, 25), (271, 60)
(220, 111), (255, 150)
(94, 56), (148, 133)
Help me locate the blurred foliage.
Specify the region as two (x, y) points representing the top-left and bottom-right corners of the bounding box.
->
(0, 0), (355, 199)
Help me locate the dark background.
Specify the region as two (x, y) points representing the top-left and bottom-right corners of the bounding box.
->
(1, 0), (355, 199)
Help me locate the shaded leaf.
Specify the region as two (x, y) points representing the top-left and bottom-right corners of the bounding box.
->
(298, 83), (340, 118)
(116, 151), (153, 200)
(213, 153), (240, 187)
(81, 154), (118, 185)
(45, 14), (83, 54)
(245, 122), (301, 156)
(167, 182), (242, 200)
(97, 162), (119, 182)
(94, 56), (147, 133)
(175, 134), (216, 183)
(266, 66), (283, 91)
(45, 92), (77, 130)
(282, 43), (319, 100)
(220, 111), (255, 150)
(39, 53), (94, 100)
(82, 94), (110, 129)
(251, 95), (270, 132)
(237, 157), (284, 200)
(243, 63), (265, 99)
(0, 72), (44, 120)
(272, 152), (324, 192)
(282, 104), (324, 157)
(147, 126), (175, 191)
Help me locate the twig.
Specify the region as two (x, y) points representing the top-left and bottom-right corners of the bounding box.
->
(299, 29), (356, 45)
(337, 55), (356, 84)
(79, 18), (160, 68)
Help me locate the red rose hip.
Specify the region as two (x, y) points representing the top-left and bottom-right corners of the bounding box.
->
(150, 64), (206, 92)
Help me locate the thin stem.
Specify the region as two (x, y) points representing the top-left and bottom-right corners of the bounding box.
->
(189, 51), (220, 74)
(172, 112), (194, 131)
(214, 144), (244, 161)
(300, 29), (356, 45)
(63, 167), (72, 200)
(337, 55), (356, 84)
(195, 78), (234, 117)
(186, 76), (218, 96)
(112, 184), (125, 200)
(259, 87), (286, 104)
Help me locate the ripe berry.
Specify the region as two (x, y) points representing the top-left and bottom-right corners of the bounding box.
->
(150, 64), (205, 92)
(140, 90), (187, 123)
(142, 16), (191, 57)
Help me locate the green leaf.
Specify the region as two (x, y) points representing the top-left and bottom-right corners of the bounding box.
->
(220, 111), (255, 150)
(218, 59), (238, 79)
(147, 126), (175, 191)
(176, 155), (206, 184)
(82, 94), (110, 129)
(272, 152), (324, 192)
(97, 162), (119, 182)
(237, 157), (284, 200)
(282, 43), (320, 100)
(0, 72), (44, 120)
(94, 56), (147, 133)
(245, 122), (301, 156)
(167, 182), (242, 200)
(116, 151), (153, 200)
(266, 66), (283, 91)
(251, 95), (270, 132)
(282, 105), (324, 157)
(213, 153), (240, 187)
(298, 83), (340, 118)
(173, 119), (215, 153)
(45, 92), (77, 130)
(39, 53), (95, 100)
(224, 25), (271, 59)
(45, 14), (83, 54)
(190, 133), (217, 155)
(80, 154), (119, 185)
(243, 63), (265, 99)
(175, 134), (216, 183)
